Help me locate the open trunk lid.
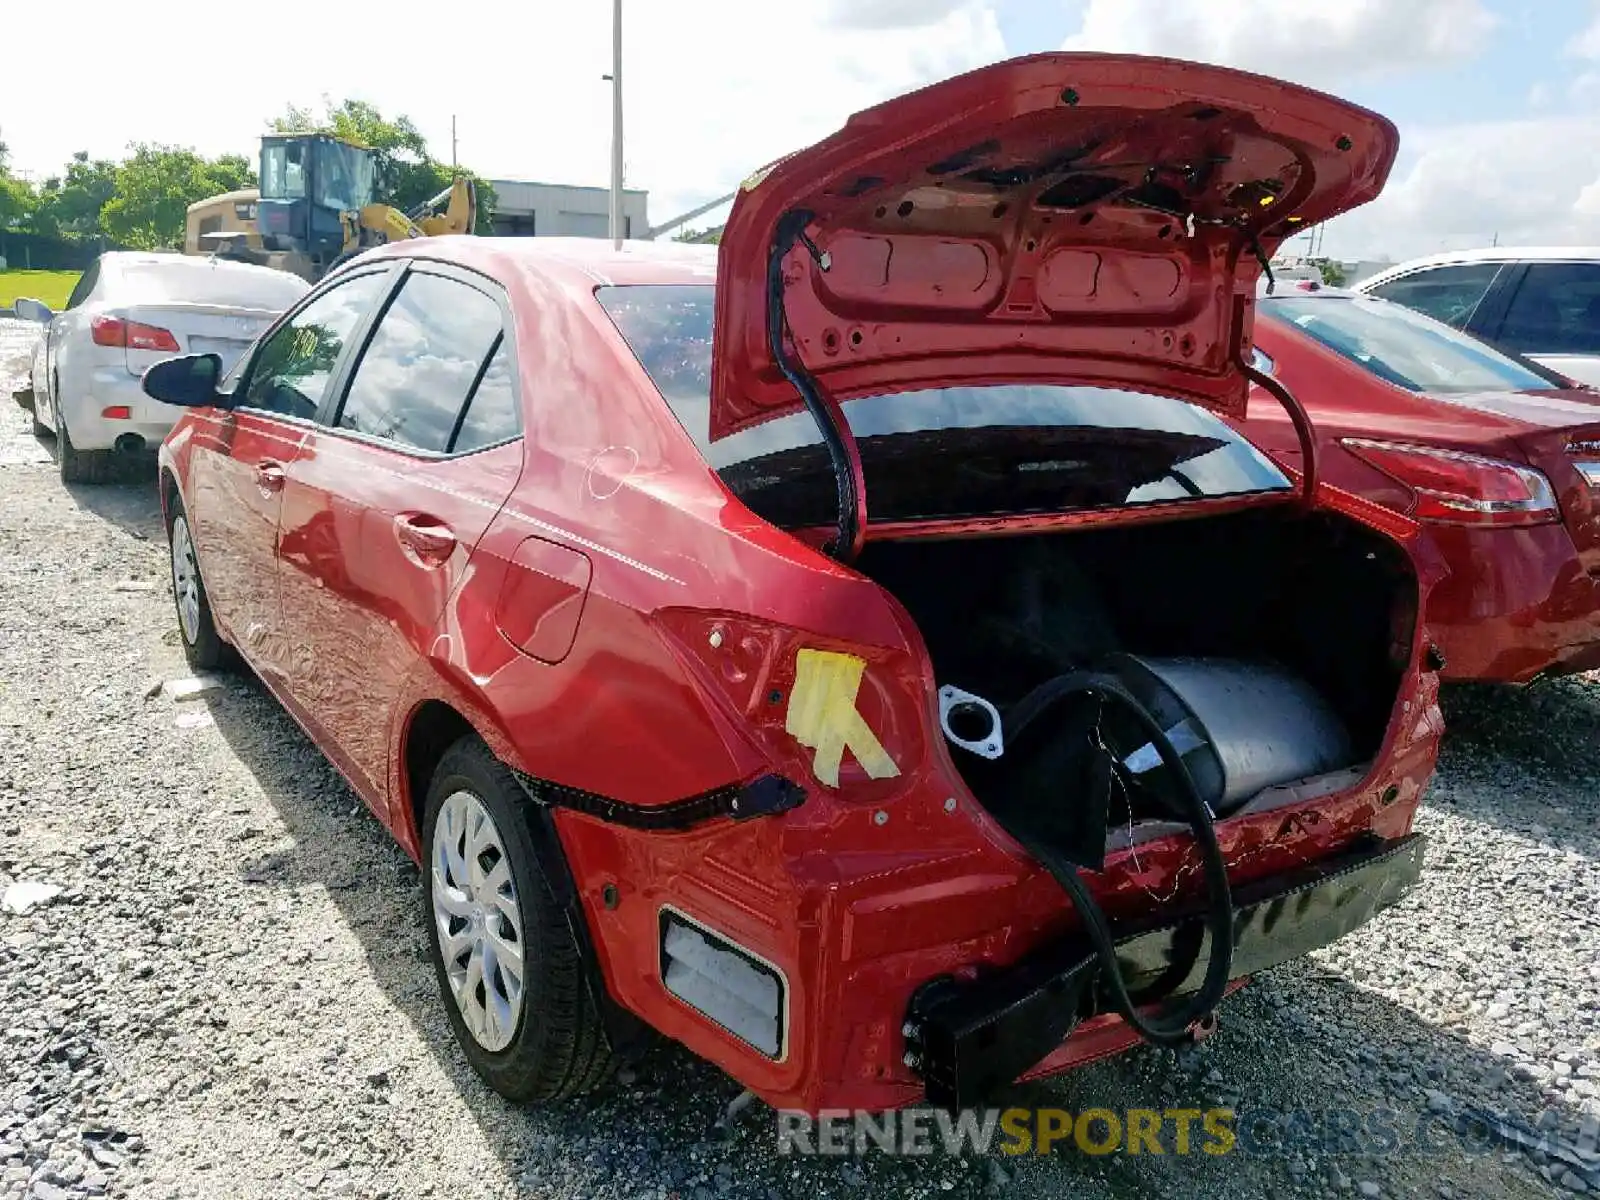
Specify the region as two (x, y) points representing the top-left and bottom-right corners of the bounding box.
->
(709, 52), (1399, 441)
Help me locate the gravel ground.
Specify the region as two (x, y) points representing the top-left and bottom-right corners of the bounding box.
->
(2, 315), (1598, 1200)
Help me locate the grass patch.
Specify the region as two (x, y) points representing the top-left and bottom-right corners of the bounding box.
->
(0, 270), (81, 312)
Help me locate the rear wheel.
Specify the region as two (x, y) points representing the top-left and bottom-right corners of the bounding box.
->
(422, 737), (616, 1103)
(167, 500), (229, 671)
(324, 249), (364, 276)
(55, 400), (114, 485)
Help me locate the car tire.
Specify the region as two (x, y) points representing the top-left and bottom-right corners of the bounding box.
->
(323, 249), (363, 277)
(166, 498), (230, 671)
(422, 736), (617, 1104)
(56, 409), (115, 485)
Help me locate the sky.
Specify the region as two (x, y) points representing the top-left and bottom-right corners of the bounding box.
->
(3, 0), (1599, 263)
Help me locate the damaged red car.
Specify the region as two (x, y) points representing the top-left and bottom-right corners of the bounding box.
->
(1239, 282), (1600, 684)
(143, 53), (1444, 1114)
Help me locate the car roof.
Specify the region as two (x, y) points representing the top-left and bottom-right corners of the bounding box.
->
(101, 250), (286, 275)
(100, 251), (188, 267)
(1361, 246), (1600, 281)
(357, 235), (720, 291)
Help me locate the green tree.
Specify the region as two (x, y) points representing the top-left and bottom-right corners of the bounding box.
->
(33, 152), (119, 236)
(673, 226), (722, 244)
(208, 152), (256, 195)
(270, 98), (497, 233)
(100, 144), (248, 249)
(0, 131), (37, 234)
(1318, 259), (1348, 287)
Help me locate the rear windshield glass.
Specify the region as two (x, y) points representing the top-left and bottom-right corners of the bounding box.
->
(596, 284), (1290, 528)
(117, 259), (310, 311)
(1262, 293), (1558, 394)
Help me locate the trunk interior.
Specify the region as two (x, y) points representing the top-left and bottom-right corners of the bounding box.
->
(857, 504), (1417, 839)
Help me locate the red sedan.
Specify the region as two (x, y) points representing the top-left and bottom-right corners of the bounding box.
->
(1241, 283), (1600, 684)
(142, 54), (1444, 1114)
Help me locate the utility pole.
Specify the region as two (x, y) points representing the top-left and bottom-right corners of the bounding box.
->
(451, 115), (458, 169)
(608, 0), (625, 249)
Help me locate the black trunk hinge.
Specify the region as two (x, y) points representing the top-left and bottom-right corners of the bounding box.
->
(511, 769), (805, 832)
(1234, 295), (1319, 509)
(768, 208), (866, 562)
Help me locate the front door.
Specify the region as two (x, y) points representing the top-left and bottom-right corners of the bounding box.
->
(276, 263), (525, 814)
(190, 266), (394, 680)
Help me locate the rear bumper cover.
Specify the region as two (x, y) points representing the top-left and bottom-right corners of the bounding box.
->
(905, 832), (1426, 1109)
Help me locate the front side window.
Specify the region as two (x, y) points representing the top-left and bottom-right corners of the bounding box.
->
(1366, 262), (1501, 329)
(1262, 294), (1557, 394)
(313, 142), (376, 214)
(596, 284), (1290, 528)
(238, 272), (387, 420)
(260, 142), (307, 201)
(1497, 262), (1600, 355)
(334, 272), (506, 453)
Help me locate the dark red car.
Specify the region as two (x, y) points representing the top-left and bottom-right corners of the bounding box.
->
(1240, 283), (1600, 684)
(143, 54), (1445, 1114)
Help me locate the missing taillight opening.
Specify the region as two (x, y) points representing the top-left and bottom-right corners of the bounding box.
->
(1340, 438), (1560, 528)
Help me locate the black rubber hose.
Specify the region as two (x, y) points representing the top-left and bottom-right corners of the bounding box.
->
(1000, 671), (1236, 1045)
(766, 211), (860, 561)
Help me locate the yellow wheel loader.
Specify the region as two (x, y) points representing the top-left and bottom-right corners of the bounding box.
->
(185, 133), (476, 282)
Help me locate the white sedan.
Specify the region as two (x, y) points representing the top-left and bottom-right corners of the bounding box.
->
(16, 252), (308, 483)
(1353, 247), (1600, 388)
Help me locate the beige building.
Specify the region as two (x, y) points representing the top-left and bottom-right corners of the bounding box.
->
(489, 180), (649, 239)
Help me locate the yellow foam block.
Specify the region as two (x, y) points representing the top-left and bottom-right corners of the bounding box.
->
(785, 649), (900, 788)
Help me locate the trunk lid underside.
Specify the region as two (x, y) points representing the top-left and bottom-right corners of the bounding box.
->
(709, 52), (1400, 441)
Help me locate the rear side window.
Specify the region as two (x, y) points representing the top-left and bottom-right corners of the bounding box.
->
(334, 271), (509, 454)
(450, 339), (521, 453)
(64, 262), (100, 310)
(1365, 263), (1500, 329)
(596, 283), (1290, 528)
(1497, 262), (1600, 354)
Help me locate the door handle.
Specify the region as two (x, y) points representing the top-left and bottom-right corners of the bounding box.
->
(394, 514), (457, 566)
(255, 461), (286, 495)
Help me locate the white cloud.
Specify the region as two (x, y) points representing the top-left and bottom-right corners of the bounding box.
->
(1570, 3), (1600, 58)
(1055, 0), (1600, 262)
(1573, 71), (1600, 106)
(1063, 0), (1496, 89)
(626, 0), (1006, 222)
(822, 0), (975, 30)
(1323, 116), (1600, 260)
(2, 0), (1005, 231)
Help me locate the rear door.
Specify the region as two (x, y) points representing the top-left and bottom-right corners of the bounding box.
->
(275, 262), (524, 813)
(1478, 261), (1600, 386)
(41, 260), (103, 428)
(187, 265), (395, 678)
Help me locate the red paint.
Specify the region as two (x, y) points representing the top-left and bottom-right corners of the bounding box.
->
(1240, 310), (1600, 683)
(154, 54), (1441, 1117)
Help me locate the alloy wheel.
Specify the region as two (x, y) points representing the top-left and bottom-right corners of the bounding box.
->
(431, 789), (526, 1052)
(170, 515), (202, 645)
